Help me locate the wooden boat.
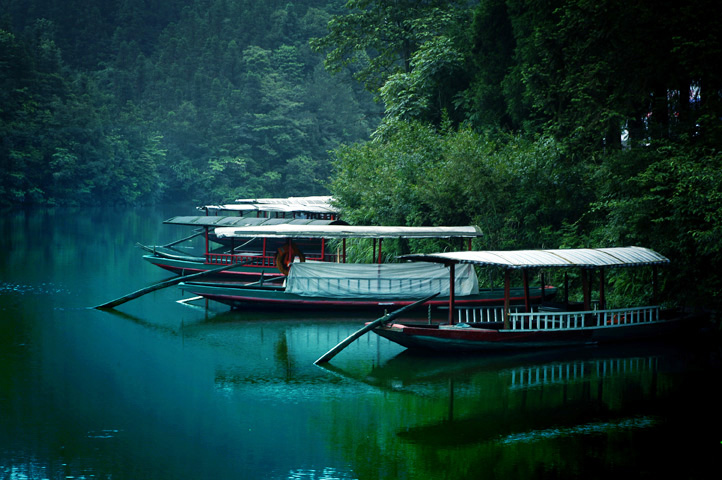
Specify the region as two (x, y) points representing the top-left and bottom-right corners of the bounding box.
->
(142, 217), (347, 280)
(142, 196), (346, 281)
(198, 195), (338, 219)
(373, 247), (707, 352)
(178, 224), (557, 310)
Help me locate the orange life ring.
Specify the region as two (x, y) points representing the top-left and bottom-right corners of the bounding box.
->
(275, 242), (305, 275)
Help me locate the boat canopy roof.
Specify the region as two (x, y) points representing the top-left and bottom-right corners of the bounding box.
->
(199, 196), (337, 214)
(214, 224), (483, 239)
(399, 247), (669, 269)
(164, 216), (346, 228)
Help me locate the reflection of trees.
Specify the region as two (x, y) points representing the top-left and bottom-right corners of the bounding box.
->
(317, 345), (703, 480)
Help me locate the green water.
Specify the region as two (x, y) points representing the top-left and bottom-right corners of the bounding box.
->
(1, 206), (720, 480)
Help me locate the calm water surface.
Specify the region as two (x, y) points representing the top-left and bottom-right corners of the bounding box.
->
(1, 206), (720, 480)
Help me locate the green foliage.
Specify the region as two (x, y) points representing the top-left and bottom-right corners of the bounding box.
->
(377, 36), (465, 136)
(324, 1), (722, 309)
(0, 18), (166, 206)
(1, 0), (377, 206)
(4, 0), (722, 312)
(573, 143), (722, 307)
(311, 0), (470, 95)
(332, 121), (586, 251)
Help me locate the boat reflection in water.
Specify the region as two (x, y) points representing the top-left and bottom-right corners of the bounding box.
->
(4, 207), (719, 480)
(178, 303), (720, 479)
(312, 340), (720, 479)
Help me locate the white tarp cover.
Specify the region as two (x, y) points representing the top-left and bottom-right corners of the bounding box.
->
(285, 262), (479, 298)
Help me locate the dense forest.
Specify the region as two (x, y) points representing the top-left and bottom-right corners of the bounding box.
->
(1, 0), (379, 204)
(317, 0), (722, 310)
(2, 0), (722, 309)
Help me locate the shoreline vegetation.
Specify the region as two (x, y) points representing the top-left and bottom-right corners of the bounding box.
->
(2, 0), (721, 311)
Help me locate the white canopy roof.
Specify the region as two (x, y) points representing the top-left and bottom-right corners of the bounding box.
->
(199, 196), (337, 214)
(163, 216), (344, 228)
(214, 224), (483, 239)
(399, 247), (669, 269)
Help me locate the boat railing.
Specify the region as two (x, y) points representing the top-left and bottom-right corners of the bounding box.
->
(456, 305), (529, 323)
(206, 252), (276, 267)
(205, 252), (343, 267)
(455, 305), (661, 330)
(507, 305), (661, 331)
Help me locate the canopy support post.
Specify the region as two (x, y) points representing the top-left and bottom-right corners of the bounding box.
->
(448, 263), (456, 325)
(599, 269), (606, 310)
(503, 269), (511, 330)
(204, 227), (210, 260)
(523, 269), (530, 313)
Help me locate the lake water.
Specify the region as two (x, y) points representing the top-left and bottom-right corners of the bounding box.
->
(1, 206), (720, 480)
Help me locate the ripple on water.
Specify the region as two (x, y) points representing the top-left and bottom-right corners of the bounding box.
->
(0, 282), (71, 296)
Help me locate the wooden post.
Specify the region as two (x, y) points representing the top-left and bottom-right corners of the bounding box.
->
(204, 227), (210, 260)
(342, 238), (346, 263)
(503, 269), (511, 330)
(522, 269), (530, 313)
(448, 263), (456, 325)
(377, 238), (383, 263)
(321, 237), (326, 262)
(314, 293), (440, 364)
(94, 261), (251, 309)
(599, 269), (606, 310)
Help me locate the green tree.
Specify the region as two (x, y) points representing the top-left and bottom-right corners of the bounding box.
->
(311, 0), (469, 95)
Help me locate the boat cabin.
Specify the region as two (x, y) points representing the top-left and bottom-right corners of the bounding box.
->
(399, 247), (669, 328)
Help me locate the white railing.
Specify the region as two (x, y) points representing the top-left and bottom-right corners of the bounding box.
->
(509, 305), (660, 331)
(456, 305), (661, 331)
(457, 305), (529, 323)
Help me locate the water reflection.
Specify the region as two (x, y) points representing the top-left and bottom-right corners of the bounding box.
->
(1, 207), (720, 480)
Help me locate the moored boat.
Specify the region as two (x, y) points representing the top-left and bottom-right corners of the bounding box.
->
(373, 247), (708, 352)
(199, 195), (338, 219)
(177, 224), (557, 311)
(141, 196), (346, 280)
